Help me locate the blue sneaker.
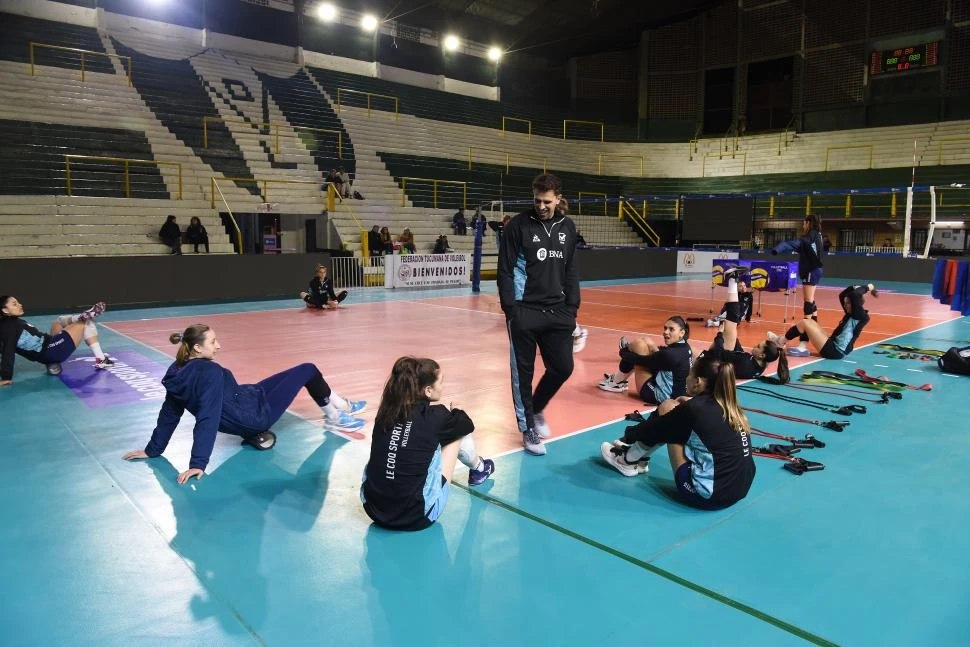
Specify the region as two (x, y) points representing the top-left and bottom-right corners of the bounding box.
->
(468, 458), (495, 486)
(788, 347), (812, 357)
(345, 400), (367, 415)
(326, 412), (366, 431)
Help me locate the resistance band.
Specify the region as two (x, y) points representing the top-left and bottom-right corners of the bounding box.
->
(750, 427), (826, 449)
(875, 343), (945, 357)
(738, 384), (867, 416)
(742, 406), (849, 432)
(753, 447), (825, 475)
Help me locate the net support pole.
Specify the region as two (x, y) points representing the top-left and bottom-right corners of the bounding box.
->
(471, 216), (483, 293)
(902, 186), (913, 258)
(922, 185), (937, 259)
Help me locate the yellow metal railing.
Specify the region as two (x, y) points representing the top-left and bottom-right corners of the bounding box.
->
(564, 119), (605, 142)
(336, 88), (399, 120)
(778, 116), (797, 156)
(577, 191), (608, 216)
(824, 144), (873, 171)
(203, 117), (343, 158)
(764, 191), (905, 219)
(400, 177), (467, 209)
(467, 147), (547, 173)
(501, 116), (532, 140)
(597, 154), (643, 177)
(210, 178), (244, 255)
(209, 176), (327, 209)
(65, 155), (181, 199)
(936, 137), (970, 165)
(688, 123), (703, 161)
(618, 200), (660, 247)
(701, 151), (746, 177)
(30, 42), (132, 85)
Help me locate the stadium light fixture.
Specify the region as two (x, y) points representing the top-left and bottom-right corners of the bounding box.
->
(361, 14), (379, 32)
(443, 35), (460, 51)
(317, 3), (337, 22)
(487, 47), (503, 62)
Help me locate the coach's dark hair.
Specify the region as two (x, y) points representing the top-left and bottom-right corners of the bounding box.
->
(805, 213), (822, 232)
(0, 296), (12, 316)
(375, 357), (440, 431)
(532, 173), (562, 195)
(761, 342), (790, 383)
(667, 315), (690, 340)
(170, 324), (211, 366)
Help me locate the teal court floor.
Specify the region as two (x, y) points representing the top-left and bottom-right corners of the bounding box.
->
(2, 276), (969, 646)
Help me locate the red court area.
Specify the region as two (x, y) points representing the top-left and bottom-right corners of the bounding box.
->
(107, 280), (960, 456)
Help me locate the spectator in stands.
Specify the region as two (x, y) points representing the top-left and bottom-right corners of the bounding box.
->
(576, 228), (588, 248)
(159, 215), (182, 255)
(367, 225), (384, 256)
(882, 238), (894, 250)
(325, 169), (342, 202)
(398, 228), (416, 254)
(452, 208), (467, 236)
(432, 235), (452, 254)
(823, 235), (832, 253)
(380, 227), (394, 254)
(186, 216), (209, 254)
(338, 168), (352, 199)
(470, 208), (487, 235)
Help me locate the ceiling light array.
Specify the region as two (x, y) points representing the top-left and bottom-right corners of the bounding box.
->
(314, 3), (503, 60)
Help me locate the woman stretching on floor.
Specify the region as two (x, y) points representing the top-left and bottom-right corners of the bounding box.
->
(769, 284), (878, 360)
(361, 357), (495, 531)
(600, 351), (755, 511)
(300, 264), (348, 309)
(710, 267), (790, 382)
(122, 324), (366, 484)
(597, 316), (693, 405)
(1, 296), (110, 384)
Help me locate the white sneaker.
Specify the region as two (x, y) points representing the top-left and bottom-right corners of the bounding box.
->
(600, 442), (648, 476)
(572, 327), (588, 353)
(597, 372), (615, 387)
(598, 375), (629, 393)
(523, 429), (546, 455)
(534, 411), (551, 438)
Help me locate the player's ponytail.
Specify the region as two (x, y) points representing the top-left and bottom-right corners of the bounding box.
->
(375, 356), (440, 431)
(762, 342), (790, 384)
(171, 324), (210, 366)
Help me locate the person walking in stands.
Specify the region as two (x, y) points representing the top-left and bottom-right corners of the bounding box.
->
(159, 215), (182, 255)
(186, 216), (209, 254)
(772, 214), (825, 356)
(122, 324), (366, 484)
(599, 352), (756, 511)
(1, 296), (111, 383)
(360, 357), (495, 531)
(398, 228), (416, 254)
(769, 283), (878, 360)
(300, 264), (348, 309)
(498, 173), (580, 455)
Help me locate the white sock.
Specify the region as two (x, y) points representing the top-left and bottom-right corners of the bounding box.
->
(458, 434), (478, 469)
(322, 400), (341, 420)
(625, 441), (660, 463)
(58, 315), (76, 327)
(328, 392), (349, 411)
(87, 341), (105, 360)
(727, 278), (738, 302)
(574, 324), (581, 336)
